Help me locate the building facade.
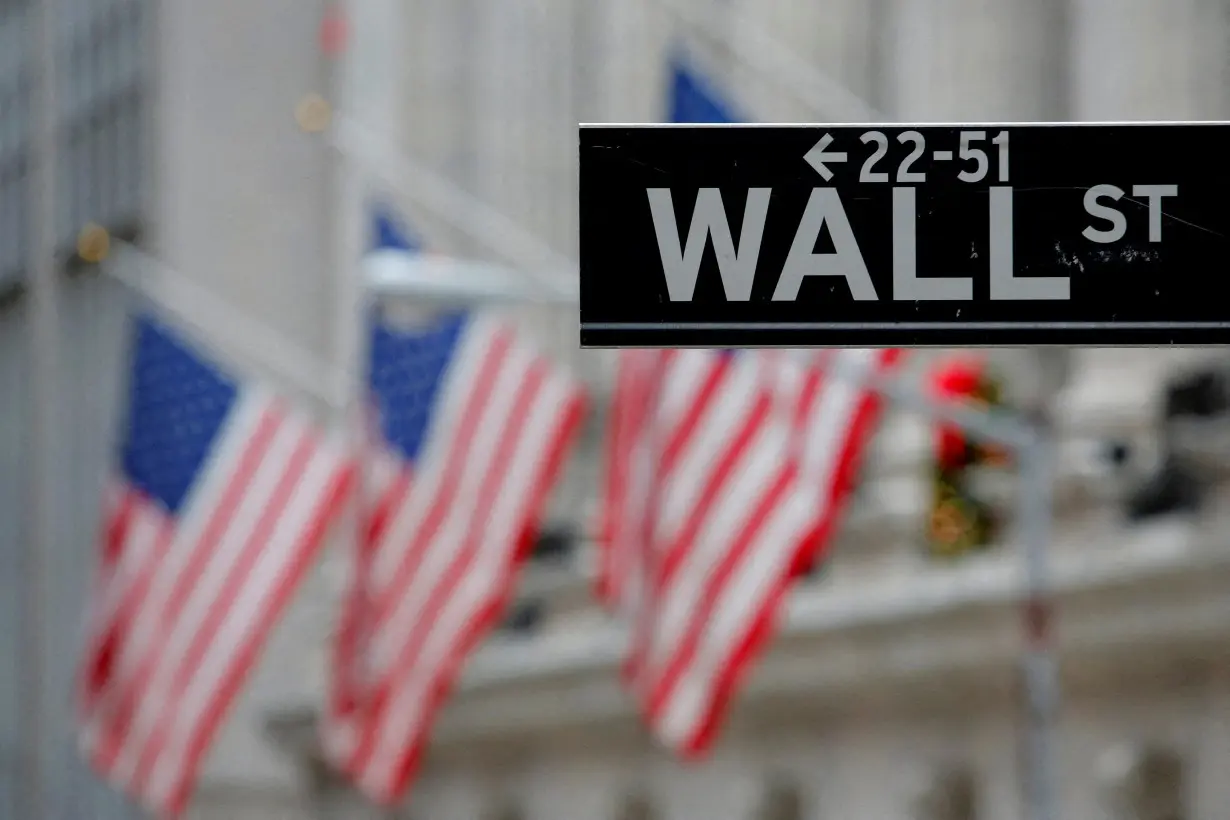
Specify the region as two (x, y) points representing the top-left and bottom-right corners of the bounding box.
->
(0, 0), (151, 816)
(2, 1), (1230, 819)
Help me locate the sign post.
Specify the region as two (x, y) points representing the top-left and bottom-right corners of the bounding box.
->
(579, 122), (1229, 347)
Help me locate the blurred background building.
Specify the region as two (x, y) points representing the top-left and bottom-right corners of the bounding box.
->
(2, 0), (1230, 818)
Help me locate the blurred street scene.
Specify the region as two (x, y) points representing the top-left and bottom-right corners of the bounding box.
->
(2, 0), (1230, 819)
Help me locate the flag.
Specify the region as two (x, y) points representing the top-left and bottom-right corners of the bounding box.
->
(595, 350), (661, 613)
(597, 349), (899, 755)
(597, 57), (904, 755)
(76, 314), (352, 817)
(323, 209), (586, 804)
(667, 51), (742, 124)
(788, 348), (904, 574)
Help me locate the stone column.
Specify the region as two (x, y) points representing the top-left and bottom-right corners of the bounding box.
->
(155, 0), (336, 363)
(1067, 0), (1230, 415)
(880, 0), (1078, 411)
(882, 0), (1068, 122)
(348, 0), (408, 142)
(1069, 0), (1230, 121)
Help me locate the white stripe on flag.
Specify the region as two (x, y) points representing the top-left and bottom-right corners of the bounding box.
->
(147, 432), (350, 809)
(109, 398), (305, 784)
(357, 364), (571, 798)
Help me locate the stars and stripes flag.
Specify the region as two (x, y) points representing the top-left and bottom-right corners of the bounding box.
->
(323, 209), (586, 804)
(597, 55), (905, 756)
(598, 348), (901, 755)
(76, 314), (353, 817)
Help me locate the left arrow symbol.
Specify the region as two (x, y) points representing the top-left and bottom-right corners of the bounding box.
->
(803, 133), (847, 182)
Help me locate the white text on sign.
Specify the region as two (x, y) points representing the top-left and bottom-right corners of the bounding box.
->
(1082, 184), (1179, 243)
(801, 130), (1012, 185)
(647, 185), (1069, 302)
(647, 127), (1182, 304)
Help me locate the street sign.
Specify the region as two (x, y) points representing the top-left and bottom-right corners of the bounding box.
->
(578, 123), (1230, 347)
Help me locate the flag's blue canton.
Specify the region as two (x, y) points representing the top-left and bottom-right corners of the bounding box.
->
(669, 55), (740, 124)
(120, 315), (239, 514)
(369, 314), (468, 464)
(371, 204), (422, 253)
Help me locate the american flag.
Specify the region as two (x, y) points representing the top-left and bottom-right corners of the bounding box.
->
(598, 346), (901, 756)
(76, 314), (352, 817)
(786, 348), (904, 566)
(323, 210), (586, 804)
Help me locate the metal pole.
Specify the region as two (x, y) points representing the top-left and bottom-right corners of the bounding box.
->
(325, 0), (369, 421)
(1018, 430), (1060, 820)
(322, 0), (382, 814)
(334, 118), (579, 302)
(329, 5), (418, 815)
(21, 0), (60, 815)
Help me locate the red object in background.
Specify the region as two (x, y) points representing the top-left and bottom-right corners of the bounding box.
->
(319, 6), (348, 56)
(930, 355), (987, 470)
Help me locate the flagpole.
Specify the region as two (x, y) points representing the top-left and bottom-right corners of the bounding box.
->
(321, 0), (387, 816)
(325, 0), (367, 415)
(21, 0), (60, 815)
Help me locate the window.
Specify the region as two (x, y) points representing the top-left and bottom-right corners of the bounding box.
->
(912, 765), (978, 820)
(756, 775), (804, 820)
(1120, 368), (1224, 521)
(529, 524), (578, 564)
(0, 0), (149, 291)
(1098, 743), (1187, 820)
(500, 598), (545, 636)
(0, 11), (30, 295)
(614, 790), (658, 820)
(484, 797), (526, 820)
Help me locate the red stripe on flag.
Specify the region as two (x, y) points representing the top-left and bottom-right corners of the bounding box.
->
(325, 321), (585, 804)
(128, 422), (322, 795)
(600, 349), (903, 756)
(78, 394), (350, 817)
(345, 359), (550, 781)
(87, 406), (285, 775)
(163, 454), (354, 815)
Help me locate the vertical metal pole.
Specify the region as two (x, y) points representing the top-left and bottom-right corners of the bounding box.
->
(328, 2), (407, 814)
(322, 0), (383, 815)
(326, 0), (367, 420)
(1018, 431), (1060, 820)
(22, 0), (60, 816)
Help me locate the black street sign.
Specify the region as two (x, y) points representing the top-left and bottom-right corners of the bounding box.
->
(579, 123), (1230, 347)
